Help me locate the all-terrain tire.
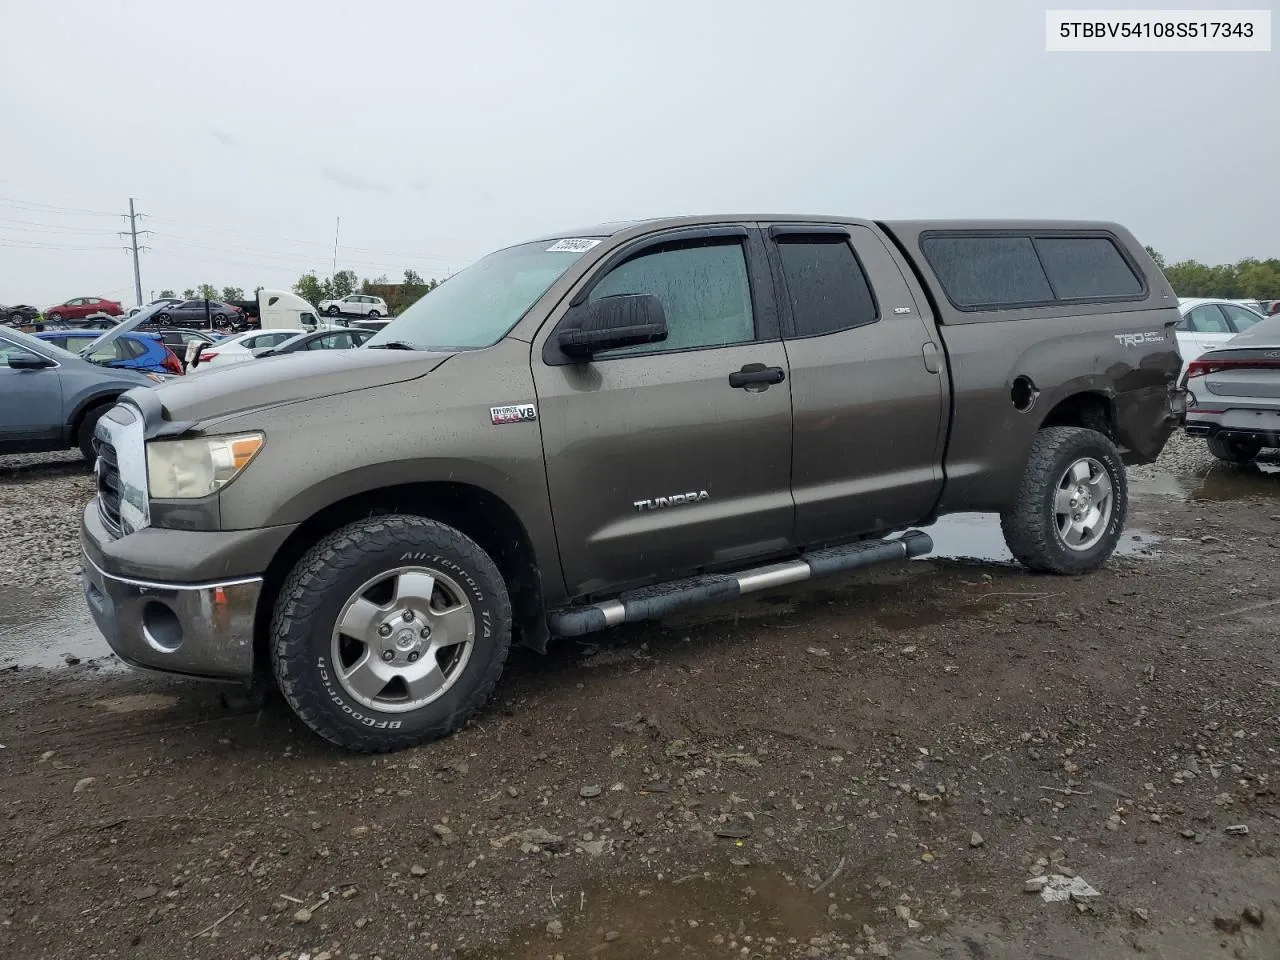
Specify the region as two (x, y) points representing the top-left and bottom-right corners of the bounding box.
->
(77, 404), (111, 462)
(1000, 426), (1127, 575)
(271, 515), (511, 752)
(1206, 434), (1260, 464)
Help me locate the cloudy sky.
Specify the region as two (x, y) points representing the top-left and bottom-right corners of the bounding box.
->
(1, 0), (1275, 306)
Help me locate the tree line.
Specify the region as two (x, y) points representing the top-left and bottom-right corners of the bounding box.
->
(156, 285), (251, 302)
(1146, 248), (1280, 300)
(292, 269), (441, 316)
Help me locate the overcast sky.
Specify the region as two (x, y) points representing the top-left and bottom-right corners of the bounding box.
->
(1, 0), (1276, 306)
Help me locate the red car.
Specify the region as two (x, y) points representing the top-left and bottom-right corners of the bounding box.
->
(45, 296), (124, 322)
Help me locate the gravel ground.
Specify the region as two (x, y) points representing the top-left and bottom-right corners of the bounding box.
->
(0, 436), (1278, 960)
(0, 450), (92, 590)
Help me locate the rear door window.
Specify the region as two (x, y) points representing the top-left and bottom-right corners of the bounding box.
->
(1033, 237), (1143, 300)
(920, 236), (1054, 308)
(1221, 303), (1262, 332)
(775, 236), (879, 337)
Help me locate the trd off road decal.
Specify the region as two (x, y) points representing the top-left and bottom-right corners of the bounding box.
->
(490, 403), (538, 425)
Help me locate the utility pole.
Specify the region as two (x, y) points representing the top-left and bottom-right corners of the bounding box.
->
(332, 216), (340, 276)
(119, 198), (152, 308)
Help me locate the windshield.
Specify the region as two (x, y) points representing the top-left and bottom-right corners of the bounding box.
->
(0, 326), (78, 361)
(365, 238), (602, 350)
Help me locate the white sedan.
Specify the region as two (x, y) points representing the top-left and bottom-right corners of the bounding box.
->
(190, 329), (303, 371)
(318, 294), (388, 318)
(1174, 298), (1264, 378)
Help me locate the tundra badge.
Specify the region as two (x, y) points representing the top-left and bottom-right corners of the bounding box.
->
(490, 403), (538, 425)
(633, 490), (710, 512)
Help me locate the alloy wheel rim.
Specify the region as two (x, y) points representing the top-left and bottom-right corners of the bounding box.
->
(329, 565), (476, 713)
(1054, 457), (1114, 551)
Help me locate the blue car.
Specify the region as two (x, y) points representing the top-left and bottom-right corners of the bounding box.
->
(35, 329), (184, 377)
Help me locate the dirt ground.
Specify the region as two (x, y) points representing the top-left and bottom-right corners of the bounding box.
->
(1, 444), (1278, 960)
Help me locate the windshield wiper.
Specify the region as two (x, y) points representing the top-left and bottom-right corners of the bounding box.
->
(367, 341), (417, 351)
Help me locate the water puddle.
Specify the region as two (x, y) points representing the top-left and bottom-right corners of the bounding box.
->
(0, 585), (119, 671)
(1132, 461), (1280, 501)
(921, 513), (1159, 564)
(466, 865), (870, 960)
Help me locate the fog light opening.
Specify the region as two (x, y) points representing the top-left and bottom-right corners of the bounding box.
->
(142, 601), (183, 653)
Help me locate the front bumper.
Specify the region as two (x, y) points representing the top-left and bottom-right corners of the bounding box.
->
(81, 551), (261, 682)
(79, 501), (296, 682)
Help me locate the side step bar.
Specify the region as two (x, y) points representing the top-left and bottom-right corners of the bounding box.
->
(547, 530), (934, 638)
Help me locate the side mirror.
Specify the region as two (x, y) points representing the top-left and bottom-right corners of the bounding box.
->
(8, 351), (54, 370)
(557, 294), (668, 359)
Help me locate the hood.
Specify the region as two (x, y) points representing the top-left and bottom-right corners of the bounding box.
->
(149, 346), (454, 423)
(83, 302), (166, 356)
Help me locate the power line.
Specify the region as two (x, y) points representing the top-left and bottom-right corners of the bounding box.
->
(0, 237), (127, 251)
(0, 195), (119, 217)
(0, 216), (122, 235)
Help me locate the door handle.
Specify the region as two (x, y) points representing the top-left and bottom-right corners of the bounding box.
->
(729, 364), (786, 390)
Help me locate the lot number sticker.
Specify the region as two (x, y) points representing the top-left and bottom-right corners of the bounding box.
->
(546, 238), (602, 253)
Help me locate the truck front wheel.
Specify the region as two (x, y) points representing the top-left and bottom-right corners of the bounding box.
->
(1000, 426), (1127, 575)
(270, 515), (511, 752)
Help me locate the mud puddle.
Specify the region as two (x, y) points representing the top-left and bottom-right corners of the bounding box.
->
(920, 512), (1159, 564)
(1132, 461), (1280, 501)
(0, 585), (118, 671)
(467, 865), (872, 960)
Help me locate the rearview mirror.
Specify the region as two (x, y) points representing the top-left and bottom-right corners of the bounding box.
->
(557, 294), (668, 358)
(7, 351), (54, 370)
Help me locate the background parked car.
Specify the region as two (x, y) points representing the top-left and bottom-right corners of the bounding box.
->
(35, 329), (184, 377)
(154, 299), (243, 326)
(252, 326), (376, 357)
(1174, 297), (1264, 376)
(352, 318), (392, 333)
(127, 297), (183, 317)
(0, 326), (161, 460)
(1183, 312), (1280, 464)
(319, 293), (388, 318)
(190, 328), (302, 371)
(1, 303), (40, 326)
(45, 296), (123, 322)
(44, 313), (121, 331)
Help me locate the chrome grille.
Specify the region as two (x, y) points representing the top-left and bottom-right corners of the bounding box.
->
(95, 433), (123, 536)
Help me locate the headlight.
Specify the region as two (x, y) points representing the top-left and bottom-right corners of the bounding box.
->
(147, 433), (264, 499)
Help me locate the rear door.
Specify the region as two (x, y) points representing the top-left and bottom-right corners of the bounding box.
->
(1186, 303), (1234, 358)
(532, 225), (794, 596)
(765, 223), (946, 543)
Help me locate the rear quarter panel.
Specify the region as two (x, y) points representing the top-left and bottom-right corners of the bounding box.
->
(881, 221), (1181, 513)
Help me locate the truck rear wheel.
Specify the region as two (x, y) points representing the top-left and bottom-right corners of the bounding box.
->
(1206, 434), (1260, 464)
(1000, 426), (1127, 575)
(270, 515), (511, 752)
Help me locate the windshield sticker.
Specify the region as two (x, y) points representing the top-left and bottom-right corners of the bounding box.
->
(546, 238), (602, 254)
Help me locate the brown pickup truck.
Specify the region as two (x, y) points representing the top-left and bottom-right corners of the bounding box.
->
(81, 215), (1184, 751)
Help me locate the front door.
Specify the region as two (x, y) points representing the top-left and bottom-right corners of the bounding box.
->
(765, 223), (946, 544)
(533, 227), (795, 597)
(0, 336), (63, 449)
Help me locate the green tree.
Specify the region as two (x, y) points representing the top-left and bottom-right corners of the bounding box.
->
(1144, 246), (1166, 270)
(196, 283), (218, 300)
(221, 286), (244, 301)
(293, 272), (329, 306)
(182, 288), (196, 299)
(158, 288), (176, 299)
(404, 268), (424, 286)
(331, 269), (359, 299)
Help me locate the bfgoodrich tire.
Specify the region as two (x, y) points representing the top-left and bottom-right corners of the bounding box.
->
(1000, 426), (1127, 575)
(1206, 434), (1260, 464)
(271, 515), (511, 752)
